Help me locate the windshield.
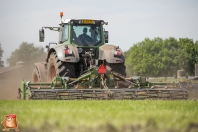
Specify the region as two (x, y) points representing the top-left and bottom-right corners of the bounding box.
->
(72, 24), (101, 46)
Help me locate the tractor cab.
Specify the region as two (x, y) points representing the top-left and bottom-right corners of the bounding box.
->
(39, 12), (109, 47)
(59, 19), (108, 46)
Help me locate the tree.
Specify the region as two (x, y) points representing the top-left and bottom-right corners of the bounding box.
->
(178, 38), (196, 75)
(125, 37), (196, 77)
(7, 42), (47, 66)
(194, 41), (198, 63)
(0, 43), (4, 67)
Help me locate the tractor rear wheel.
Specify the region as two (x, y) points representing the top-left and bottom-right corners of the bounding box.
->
(47, 52), (76, 81)
(32, 68), (41, 82)
(106, 62), (126, 77)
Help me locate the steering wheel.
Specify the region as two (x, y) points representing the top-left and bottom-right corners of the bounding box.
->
(80, 35), (92, 46)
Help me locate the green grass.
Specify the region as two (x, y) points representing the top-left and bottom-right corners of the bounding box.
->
(0, 100), (198, 132)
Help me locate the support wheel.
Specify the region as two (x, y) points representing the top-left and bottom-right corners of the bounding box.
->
(47, 52), (76, 81)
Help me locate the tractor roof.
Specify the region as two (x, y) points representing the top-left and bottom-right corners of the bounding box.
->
(60, 19), (107, 25)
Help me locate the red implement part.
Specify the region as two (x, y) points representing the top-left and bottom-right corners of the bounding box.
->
(98, 64), (107, 74)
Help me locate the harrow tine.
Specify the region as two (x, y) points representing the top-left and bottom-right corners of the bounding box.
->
(22, 85), (188, 100)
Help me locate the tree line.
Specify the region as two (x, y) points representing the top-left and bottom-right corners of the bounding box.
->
(0, 38), (198, 77)
(125, 37), (198, 77)
(0, 42), (46, 67)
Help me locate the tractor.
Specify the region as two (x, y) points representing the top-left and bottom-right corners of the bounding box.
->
(32, 12), (126, 83)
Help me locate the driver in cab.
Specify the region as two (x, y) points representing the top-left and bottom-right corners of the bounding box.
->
(78, 27), (93, 46)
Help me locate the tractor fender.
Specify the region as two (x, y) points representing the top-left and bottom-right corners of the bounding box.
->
(34, 62), (47, 82)
(47, 44), (80, 63)
(98, 44), (125, 63)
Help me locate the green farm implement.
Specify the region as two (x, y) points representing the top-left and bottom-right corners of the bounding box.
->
(18, 65), (188, 100)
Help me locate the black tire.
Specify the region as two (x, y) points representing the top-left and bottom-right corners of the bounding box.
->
(32, 68), (41, 82)
(106, 62), (126, 77)
(47, 52), (76, 81)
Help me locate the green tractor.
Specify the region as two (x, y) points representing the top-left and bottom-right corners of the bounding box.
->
(18, 12), (188, 100)
(33, 12), (125, 83)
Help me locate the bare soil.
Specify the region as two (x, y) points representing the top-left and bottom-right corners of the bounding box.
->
(0, 66), (32, 100)
(0, 79), (22, 99)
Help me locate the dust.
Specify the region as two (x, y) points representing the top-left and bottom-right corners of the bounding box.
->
(0, 66), (32, 100)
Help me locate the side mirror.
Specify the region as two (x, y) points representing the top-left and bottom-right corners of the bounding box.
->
(39, 29), (45, 42)
(104, 31), (109, 43)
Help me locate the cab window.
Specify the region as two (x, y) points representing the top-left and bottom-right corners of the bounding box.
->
(61, 24), (68, 43)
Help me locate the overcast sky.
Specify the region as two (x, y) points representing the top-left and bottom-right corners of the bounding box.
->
(0, 0), (198, 66)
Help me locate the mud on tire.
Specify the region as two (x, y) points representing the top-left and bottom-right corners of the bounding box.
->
(47, 52), (76, 81)
(106, 62), (126, 77)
